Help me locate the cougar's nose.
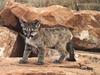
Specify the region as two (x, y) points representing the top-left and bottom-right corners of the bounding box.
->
(27, 32), (31, 38)
(26, 28), (31, 38)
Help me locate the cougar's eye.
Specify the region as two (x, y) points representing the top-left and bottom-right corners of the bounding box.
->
(31, 28), (34, 31)
(36, 24), (40, 28)
(23, 28), (26, 30)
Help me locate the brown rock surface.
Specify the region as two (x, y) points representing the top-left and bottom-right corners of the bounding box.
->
(67, 11), (100, 49)
(0, 51), (100, 75)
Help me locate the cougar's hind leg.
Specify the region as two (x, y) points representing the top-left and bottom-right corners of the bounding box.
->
(37, 47), (45, 65)
(19, 44), (32, 64)
(66, 40), (76, 61)
(53, 44), (66, 64)
(53, 50), (66, 64)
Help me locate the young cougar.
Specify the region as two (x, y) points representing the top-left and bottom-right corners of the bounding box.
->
(19, 20), (76, 65)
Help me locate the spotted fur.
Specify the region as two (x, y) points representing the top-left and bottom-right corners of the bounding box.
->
(19, 20), (76, 65)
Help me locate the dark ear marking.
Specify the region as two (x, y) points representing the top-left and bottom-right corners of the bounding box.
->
(19, 19), (26, 24)
(32, 20), (40, 29)
(36, 22), (40, 28)
(34, 20), (39, 24)
(32, 20), (39, 25)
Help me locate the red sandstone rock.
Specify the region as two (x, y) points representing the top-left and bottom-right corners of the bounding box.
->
(7, 1), (74, 27)
(0, 7), (18, 29)
(65, 12), (100, 49)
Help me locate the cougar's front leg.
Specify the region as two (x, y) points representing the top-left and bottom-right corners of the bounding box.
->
(19, 44), (32, 64)
(37, 47), (45, 65)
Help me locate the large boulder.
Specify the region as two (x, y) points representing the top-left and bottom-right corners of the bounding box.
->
(6, 1), (74, 27)
(67, 11), (100, 50)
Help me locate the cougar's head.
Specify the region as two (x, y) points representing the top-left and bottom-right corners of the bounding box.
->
(20, 20), (40, 38)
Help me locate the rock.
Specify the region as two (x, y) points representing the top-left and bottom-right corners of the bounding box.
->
(51, 10), (99, 50)
(65, 11), (100, 50)
(6, 1), (74, 27)
(0, 7), (26, 57)
(38, 5), (74, 26)
(0, 7), (18, 29)
(0, 26), (18, 57)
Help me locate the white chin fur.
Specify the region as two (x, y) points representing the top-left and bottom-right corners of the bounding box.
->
(25, 37), (37, 48)
(25, 37), (30, 44)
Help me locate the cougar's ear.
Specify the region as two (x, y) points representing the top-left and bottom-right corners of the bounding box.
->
(32, 20), (41, 29)
(19, 19), (26, 27)
(35, 22), (40, 28)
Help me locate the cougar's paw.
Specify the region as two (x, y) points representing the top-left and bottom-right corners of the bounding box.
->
(19, 59), (28, 64)
(53, 60), (61, 64)
(66, 58), (76, 62)
(36, 61), (44, 65)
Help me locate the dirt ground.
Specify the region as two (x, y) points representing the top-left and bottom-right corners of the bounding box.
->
(0, 51), (100, 75)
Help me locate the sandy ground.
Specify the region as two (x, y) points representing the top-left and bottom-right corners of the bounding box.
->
(0, 51), (100, 75)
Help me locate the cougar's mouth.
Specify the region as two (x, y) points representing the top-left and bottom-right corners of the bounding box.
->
(31, 32), (38, 37)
